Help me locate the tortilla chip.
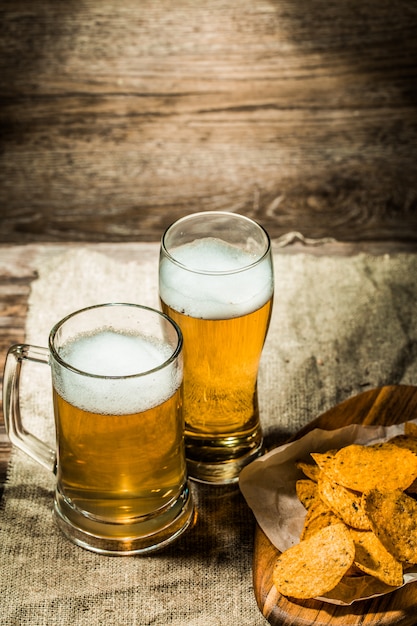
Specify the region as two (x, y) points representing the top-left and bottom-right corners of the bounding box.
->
(296, 479), (318, 510)
(363, 489), (417, 564)
(310, 450), (337, 473)
(321, 443), (417, 492)
(300, 499), (340, 541)
(318, 473), (371, 530)
(405, 422), (417, 439)
(273, 523), (355, 599)
(406, 478), (417, 494)
(349, 528), (403, 587)
(296, 460), (320, 482)
(388, 434), (417, 455)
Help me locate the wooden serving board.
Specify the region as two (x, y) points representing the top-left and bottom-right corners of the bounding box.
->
(253, 385), (417, 626)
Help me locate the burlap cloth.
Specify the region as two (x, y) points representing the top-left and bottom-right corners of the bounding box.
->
(2, 242), (417, 625)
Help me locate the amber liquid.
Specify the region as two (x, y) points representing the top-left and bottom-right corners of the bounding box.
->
(53, 387), (186, 533)
(161, 298), (272, 459)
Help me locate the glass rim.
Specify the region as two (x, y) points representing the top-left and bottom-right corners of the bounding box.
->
(48, 302), (183, 380)
(161, 211), (271, 276)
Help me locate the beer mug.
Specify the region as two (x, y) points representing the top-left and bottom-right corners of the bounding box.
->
(3, 303), (194, 555)
(159, 212), (274, 484)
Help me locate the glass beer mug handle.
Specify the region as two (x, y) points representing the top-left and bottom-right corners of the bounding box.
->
(3, 344), (56, 473)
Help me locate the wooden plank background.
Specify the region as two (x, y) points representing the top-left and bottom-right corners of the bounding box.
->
(1, 0), (417, 244)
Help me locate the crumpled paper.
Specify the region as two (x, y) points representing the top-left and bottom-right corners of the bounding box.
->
(239, 420), (417, 605)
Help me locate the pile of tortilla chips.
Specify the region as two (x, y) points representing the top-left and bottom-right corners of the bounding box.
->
(273, 422), (417, 600)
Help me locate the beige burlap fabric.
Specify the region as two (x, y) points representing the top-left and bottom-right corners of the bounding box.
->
(1, 243), (417, 625)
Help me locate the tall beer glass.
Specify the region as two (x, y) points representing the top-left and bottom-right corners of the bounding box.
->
(159, 212), (274, 484)
(3, 303), (194, 554)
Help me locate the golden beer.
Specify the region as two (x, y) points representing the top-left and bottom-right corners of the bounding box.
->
(53, 386), (186, 533)
(161, 299), (272, 438)
(159, 214), (274, 483)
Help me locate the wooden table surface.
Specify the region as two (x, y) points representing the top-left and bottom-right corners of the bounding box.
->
(1, 239), (416, 499)
(1, 1), (417, 245)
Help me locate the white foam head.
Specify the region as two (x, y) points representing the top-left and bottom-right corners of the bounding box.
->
(159, 237), (274, 319)
(53, 330), (181, 415)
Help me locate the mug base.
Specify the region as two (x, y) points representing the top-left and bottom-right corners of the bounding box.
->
(185, 428), (264, 485)
(53, 483), (195, 555)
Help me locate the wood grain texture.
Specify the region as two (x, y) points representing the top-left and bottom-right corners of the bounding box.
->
(1, 1), (417, 243)
(253, 385), (417, 626)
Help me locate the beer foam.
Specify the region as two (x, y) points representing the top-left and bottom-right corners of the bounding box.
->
(60, 331), (170, 377)
(170, 237), (257, 272)
(159, 238), (274, 319)
(54, 331), (181, 415)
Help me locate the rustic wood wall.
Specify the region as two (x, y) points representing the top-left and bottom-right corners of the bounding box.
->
(1, 1), (417, 244)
